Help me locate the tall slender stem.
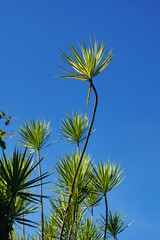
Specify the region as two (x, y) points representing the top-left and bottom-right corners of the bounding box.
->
(104, 194), (108, 240)
(22, 209), (25, 239)
(37, 150), (44, 240)
(59, 80), (98, 240)
(74, 204), (78, 240)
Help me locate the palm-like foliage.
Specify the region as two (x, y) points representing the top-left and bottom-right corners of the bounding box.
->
(0, 148), (48, 206)
(59, 38), (113, 81)
(59, 112), (89, 150)
(84, 182), (102, 225)
(55, 152), (92, 204)
(18, 119), (51, 153)
(44, 214), (59, 240)
(77, 217), (102, 240)
(1, 154), (36, 239)
(55, 152), (92, 239)
(91, 160), (124, 239)
(91, 160), (124, 196)
(58, 38), (113, 240)
(0, 148), (49, 239)
(107, 211), (131, 240)
(49, 195), (74, 239)
(59, 38), (113, 107)
(18, 119), (52, 240)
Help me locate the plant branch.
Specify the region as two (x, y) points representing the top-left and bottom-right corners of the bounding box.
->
(59, 80), (98, 240)
(104, 194), (108, 240)
(37, 150), (44, 240)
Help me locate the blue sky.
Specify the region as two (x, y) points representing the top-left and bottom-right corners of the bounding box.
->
(1, 0), (160, 239)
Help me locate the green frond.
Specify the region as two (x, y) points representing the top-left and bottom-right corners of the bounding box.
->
(54, 152), (92, 205)
(106, 210), (132, 239)
(0, 148), (49, 230)
(59, 37), (114, 81)
(77, 217), (103, 240)
(91, 159), (124, 196)
(59, 112), (89, 145)
(18, 119), (52, 153)
(44, 214), (59, 239)
(49, 195), (75, 239)
(85, 181), (102, 209)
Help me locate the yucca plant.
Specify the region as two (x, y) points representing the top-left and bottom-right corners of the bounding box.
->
(1, 154), (35, 239)
(58, 37), (113, 239)
(18, 119), (52, 240)
(91, 160), (124, 240)
(0, 148), (49, 239)
(106, 211), (131, 240)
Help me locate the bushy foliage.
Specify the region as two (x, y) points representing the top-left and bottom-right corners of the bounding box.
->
(0, 38), (131, 240)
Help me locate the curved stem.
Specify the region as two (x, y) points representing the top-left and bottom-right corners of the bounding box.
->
(37, 150), (44, 240)
(104, 194), (108, 240)
(59, 80), (98, 240)
(22, 209), (25, 239)
(74, 204), (78, 240)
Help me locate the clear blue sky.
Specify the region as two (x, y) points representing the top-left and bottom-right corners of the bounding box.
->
(1, 1), (160, 239)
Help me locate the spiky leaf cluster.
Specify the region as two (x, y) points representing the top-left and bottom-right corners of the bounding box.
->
(107, 211), (131, 239)
(59, 38), (113, 81)
(59, 112), (89, 145)
(18, 119), (51, 153)
(0, 148), (49, 237)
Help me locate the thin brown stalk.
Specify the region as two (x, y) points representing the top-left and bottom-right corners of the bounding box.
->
(22, 209), (25, 239)
(37, 150), (44, 240)
(74, 205), (78, 240)
(59, 80), (98, 240)
(104, 194), (108, 240)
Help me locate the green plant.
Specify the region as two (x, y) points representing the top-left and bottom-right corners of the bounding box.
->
(3, 38), (131, 240)
(58, 37), (113, 240)
(106, 211), (131, 240)
(91, 160), (124, 239)
(18, 119), (52, 240)
(77, 217), (102, 240)
(0, 148), (49, 239)
(59, 112), (89, 154)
